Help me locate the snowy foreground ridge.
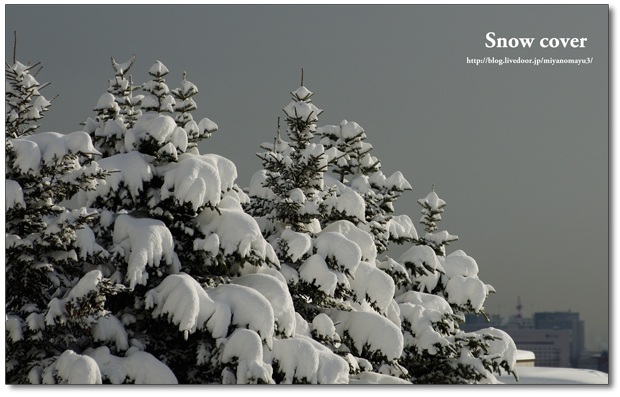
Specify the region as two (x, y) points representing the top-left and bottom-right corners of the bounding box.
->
(6, 56), (520, 384)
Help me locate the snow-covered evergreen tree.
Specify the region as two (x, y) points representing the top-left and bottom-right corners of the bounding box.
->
(71, 58), (284, 384)
(245, 79), (412, 384)
(171, 71), (218, 153)
(5, 36), (55, 139)
(5, 52), (113, 384)
(416, 184), (459, 256)
(141, 60), (175, 114)
(317, 120), (416, 254)
(7, 55), (518, 384)
(385, 186), (516, 383)
(108, 55), (143, 130)
(81, 55), (144, 158)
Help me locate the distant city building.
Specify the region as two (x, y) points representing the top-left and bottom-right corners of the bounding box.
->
(508, 329), (571, 367)
(578, 350), (609, 373)
(534, 312), (585, 368)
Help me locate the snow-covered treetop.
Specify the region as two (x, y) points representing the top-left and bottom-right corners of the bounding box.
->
(5, 58), (54, 138)
(283, 100), (323, 124)
(418, 185), (446, 211)
(291, 85), (313, 101)
(111, 54), (136, 76)
(149, 60), (170, 78)
(172, 72), (199, 99)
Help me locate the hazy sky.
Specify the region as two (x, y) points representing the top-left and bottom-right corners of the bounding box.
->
(5, 5), (608, 350)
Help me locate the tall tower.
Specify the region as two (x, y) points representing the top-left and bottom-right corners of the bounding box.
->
(517, 296), (523, 327)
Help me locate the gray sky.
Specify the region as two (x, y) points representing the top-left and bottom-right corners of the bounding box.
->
(5, 5), (608, 350)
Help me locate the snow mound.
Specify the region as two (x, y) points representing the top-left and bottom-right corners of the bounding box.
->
(397, 245), (444, 292)
(475, 327), (518, 370)
(55, 350), (102, 384)
(94, 93), (120, 112)
(424, 230), (458, 246)
(145, 273), (217, 339)
(78, 151), (153, 207)
(6, 315), (23, 342)
(327, 310), (403, 361)
(395, 290), (454, 315)
(9, 131), (100, 175)
(249, 169), (274, 199)
(350, 371), (411, 384)
(291, 86), (313, 100)
(266, 337), (319, 383)
(294, 335), (350, 384)
(92, 314), (129, 351)
(377, 257), (410, 283)
(335, 189), (365, 220)
(196, 197), (278, 264)
(232, 273), (296, 338)
(340, 120), (365, 140)
(299, 254), (339, 296)
(148, 60), (169, 77)
(314, 232), (361, 274)
(311, 313), (338, 342)
(221, 328), (274, 384)
(113, 215), (180, 288)
(189, 153), (237, 192)
(294, 312), (311, 337)
(161, 156), (221, 211)
(349, 261), (395, 313)
(386, 300), (402, 328)
(445, 275), (491, 312)
(387, 215), (418, 241)
(8, 139), (40, 175)
(146, 273), (275, 346)
(369, 170), (411, 190)
(320, 220), (376, 262)
(68, 270), (103, 300)
(23, 130), (100, 163)
(205, 283), (276, 347)
(324, 187), (366, 222)
(350, 175), (372, 194)
(497, 366), (608, 385)
(85, 346), (177, 384)
(6, 180), (25, 210)
(280, 229), (312, 262)
(399, 303), (451, 354)
(74, 223), (101, 260)
(125, 114), (185, 152)
(397, 245), (442, 272)
(442, 250), (479, 279)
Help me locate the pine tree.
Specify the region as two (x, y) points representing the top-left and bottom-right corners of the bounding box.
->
(390, 186), (515, 383)
(416, 184), (459, 256)
(5, 49), (112, 384)
(171, 71), (218, 153)
(72, 59), (281, 384)
(5, 33), (56, 139)
(81, 55), (144, 158)
(141, 60), (175, 114)
(246, 77), (410, 383)
(109, 55), (143, 129)
(317, 120), (416, 254)
(7, 56), (519, 384)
